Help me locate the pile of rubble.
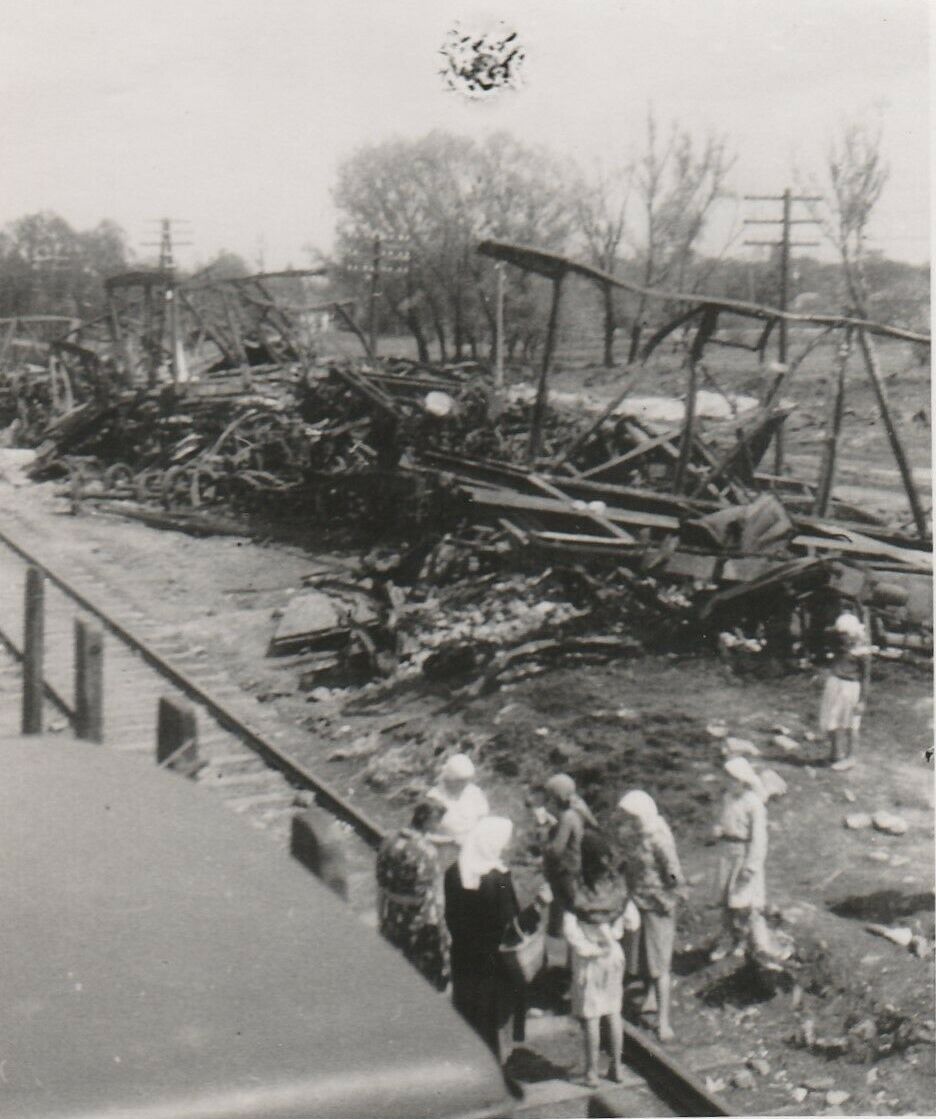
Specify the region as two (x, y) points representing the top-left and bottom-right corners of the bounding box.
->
(2, 258), (931, 692)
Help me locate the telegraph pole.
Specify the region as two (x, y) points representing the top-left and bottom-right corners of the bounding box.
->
(367, 235), (381, 359)
(142, 219), (192, 384)
(743, 189), (822, 362)
(744, 190), (821, 474)
(494, 261), (505, 389)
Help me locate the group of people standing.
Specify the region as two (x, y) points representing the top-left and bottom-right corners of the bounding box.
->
(375, 749), (776, 1085)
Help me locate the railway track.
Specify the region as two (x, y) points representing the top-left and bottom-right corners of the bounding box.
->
(0, 509), (731, 1118)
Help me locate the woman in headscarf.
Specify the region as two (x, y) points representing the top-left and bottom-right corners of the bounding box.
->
(710, 757), (768, 962)
(540, 773), (600, 938)
(563, 830), (629, 1086)
(444, 816), (548, 1060)
(820, 611), (872, 772)
(375, 798), (450, 991)
(617, 790), (685, 1043)
(428, 753), (490, 852)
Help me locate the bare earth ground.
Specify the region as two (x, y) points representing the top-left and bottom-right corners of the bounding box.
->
(0, 343), (932, 1116)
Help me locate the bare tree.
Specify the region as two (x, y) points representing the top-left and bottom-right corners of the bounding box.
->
(822, 118), (890, 314)
(626, 110), (734, 361)
(575, 161), (631, 366)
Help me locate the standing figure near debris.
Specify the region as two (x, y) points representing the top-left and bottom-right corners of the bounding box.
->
(820, 611), (871, 772)
(429, 754), (490, 851)
(617, 790), (685, 1043)
(563, 830), (629, 1086)
(444, 816), (548, 1060)
(376, 799), (451, 992)
(710, 757), (768, 961)
(540, 773), (600, 938)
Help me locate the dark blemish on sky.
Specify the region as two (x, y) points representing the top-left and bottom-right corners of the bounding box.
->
(439, 21), (526, 99)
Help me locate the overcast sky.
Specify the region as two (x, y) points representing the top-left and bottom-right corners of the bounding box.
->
(0, 0), (929, 270)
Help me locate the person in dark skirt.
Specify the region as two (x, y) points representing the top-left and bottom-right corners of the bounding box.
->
(444, 816), (548, 1061)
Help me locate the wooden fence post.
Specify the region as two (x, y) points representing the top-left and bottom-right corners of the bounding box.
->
(21, 567), (44, 734)
(74, 619), (104, 742)
(156, 696), (201, 776)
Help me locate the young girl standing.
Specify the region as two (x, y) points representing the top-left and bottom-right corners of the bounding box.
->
(563, 831), (629, 1087)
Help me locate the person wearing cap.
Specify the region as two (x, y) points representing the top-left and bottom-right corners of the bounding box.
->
(710, 757), (768, 962)
(428, 754), (490, 851)
(820, 611), (872, 772)
(617, 791), (685, 1043)
(376, 798), (451, 991)
(540, 773), (600, 938)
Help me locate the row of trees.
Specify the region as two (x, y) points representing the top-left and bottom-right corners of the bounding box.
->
(0, 213), (129, 320)
(329, 113), (738, 365)
(330, 114), (927, 366)
(0, 213), (255, 323)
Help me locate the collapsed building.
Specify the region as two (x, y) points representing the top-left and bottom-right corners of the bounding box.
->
(1, 245), (930, 693)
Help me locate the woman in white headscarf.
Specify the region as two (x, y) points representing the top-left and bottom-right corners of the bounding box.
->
(617, 790), (685, 1043)
(444, 817), (547, 1060)
(429, 753), (490, 851)
(710, 757), (768, 961)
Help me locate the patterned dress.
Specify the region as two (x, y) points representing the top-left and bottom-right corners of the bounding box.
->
(376, 827), (451, 991)
(619, 818), (684, 979)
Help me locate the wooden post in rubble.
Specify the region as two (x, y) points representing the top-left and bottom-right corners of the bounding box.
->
(673, 357), (699, 493)
(528, 272), (565, 460)
(21, 567), (44, 735)
(674, 307), (718, 493)
(814, 329), (852, 517)
(855, 327), (929, 541)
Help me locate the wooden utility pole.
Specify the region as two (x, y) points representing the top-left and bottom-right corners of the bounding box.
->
(142, 218), (192, 383)
(367, 235), (381, 359)
(744, 189), (822, 472)
(494, 262), (505, 390)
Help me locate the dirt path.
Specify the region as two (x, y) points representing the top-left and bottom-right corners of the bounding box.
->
(1, 467), (933, 1115)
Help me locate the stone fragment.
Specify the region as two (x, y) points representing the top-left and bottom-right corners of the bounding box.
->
(747, 1057), (770, 1077)
(865, 923), (913, 947)
(843, 789), (856, 802)
(772, 733), (799, 753)
(866, 850), (890, 862)
(872, 811), (908, 836)
(707, 722), (728, 739)
(791, 1087), (808, 1103)
(730, 1069), (755, 1090)
(723, 736), (760, 757)
(826, 1090), (850, 1106)
(802, 1076), (834, 1091)
(844, 812), (872, 829)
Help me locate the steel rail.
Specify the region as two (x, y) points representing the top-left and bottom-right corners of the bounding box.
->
(0, 525), (386, 849)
